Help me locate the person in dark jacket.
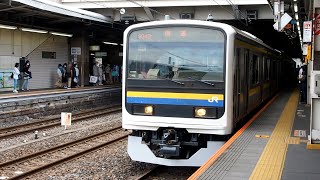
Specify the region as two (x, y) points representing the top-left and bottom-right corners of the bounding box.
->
(298, 63), (307, 103)
(21, 60), (31, 91)
(62, 63), (68, 88)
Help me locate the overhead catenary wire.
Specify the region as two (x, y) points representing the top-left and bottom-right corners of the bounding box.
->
(226, 0), (250, 22)
(126, 0), (176, 20)
(211, 0), (248, 26)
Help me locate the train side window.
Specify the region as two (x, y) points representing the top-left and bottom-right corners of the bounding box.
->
(265, 58), (270, 80)
(262, 57), (265, 81)
(250, 54), (259, 85)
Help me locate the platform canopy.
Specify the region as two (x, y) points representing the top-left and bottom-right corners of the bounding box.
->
(11, 0), (111, 23)
(0, 0), (123, 39)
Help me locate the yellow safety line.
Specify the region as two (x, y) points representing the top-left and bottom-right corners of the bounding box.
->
(250, 90), (299, 180)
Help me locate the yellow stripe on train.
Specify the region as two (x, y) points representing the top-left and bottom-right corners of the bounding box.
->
(235, 40), (268, 54)
(249, 86), (261, 97)
(263, 82), (270, 89)
(127, 91), (224, 100)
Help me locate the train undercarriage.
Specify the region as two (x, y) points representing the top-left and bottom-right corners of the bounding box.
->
(128, 128), (226, 166)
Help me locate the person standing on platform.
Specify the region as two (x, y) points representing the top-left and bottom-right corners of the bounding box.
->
(298, 63), (307, 103)
(92, 62), (99, 86)
(105, 64), (112, 84)
(74, 64), (80, 88)
(62, 63), (68, 88)
(112, 65), (119, 83)
(56, 64), (63, 88)
(102, 64), (106, 84)
(67, 63), (74, 89)
(21, 60), (31, 91)
(98, 64), (103, 85)
(12, 63), (20, 93)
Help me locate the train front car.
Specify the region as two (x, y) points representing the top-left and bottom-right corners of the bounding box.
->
(122, 20), (236, 166)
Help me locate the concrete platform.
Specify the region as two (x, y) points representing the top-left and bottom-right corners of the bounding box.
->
(189, 89), (320, 180)
(0, 86), (121, 121)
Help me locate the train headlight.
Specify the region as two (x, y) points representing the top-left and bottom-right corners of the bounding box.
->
(195, 108), (206, 117)
(144, 106), (153, 115)
(194, 107), (217, 118)
(133, 105), (154, 115)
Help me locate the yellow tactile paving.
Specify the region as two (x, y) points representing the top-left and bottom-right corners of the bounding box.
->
(250, 90), (299, 180)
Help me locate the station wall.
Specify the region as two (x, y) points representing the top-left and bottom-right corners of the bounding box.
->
(27, 35), (69, 89)
(0, 29), (69, 91)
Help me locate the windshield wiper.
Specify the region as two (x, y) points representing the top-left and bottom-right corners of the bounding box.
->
(188, 77), (215, 87)
(157, 76), (185, 86)
(166, 78), (185, 86)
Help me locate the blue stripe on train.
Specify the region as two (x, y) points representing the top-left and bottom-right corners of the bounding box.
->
(127, 97), (224, 107)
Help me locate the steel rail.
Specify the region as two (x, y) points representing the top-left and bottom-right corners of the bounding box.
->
(0, 126), (128, 179)
(12, 136), (128, 180)
(134, 166), (161, 180)
(0, 106), (121, 139)
(0, 104), (120, 132)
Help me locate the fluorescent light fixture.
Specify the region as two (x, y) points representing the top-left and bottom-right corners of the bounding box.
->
(297, 21), (300, 27)
(294, 4), (298, 12)
(0, 24), (17, 30)
(50, 32), (73, 37)
(294, 0), (297, 1)
(21, 28), (47, 34)
(295, 13), (299, 20)
(274, 49), (282, 53)
(120, 44), (123, 46)
(103, 41), (118, 46)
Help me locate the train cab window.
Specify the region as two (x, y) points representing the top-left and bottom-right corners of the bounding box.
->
(250, 54), (259, 85)
(126, 26), (225, 87)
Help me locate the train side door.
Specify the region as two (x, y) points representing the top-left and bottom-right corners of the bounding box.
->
(234, 48), (248, 122)
(238, 49), (247, 117)
(244, 49), (249, 114)
(233, 48), (241, 121)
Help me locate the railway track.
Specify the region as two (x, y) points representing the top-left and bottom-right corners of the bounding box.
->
(134, 166), (160, 180)
(134, 166), (198, 180)
(0, 106), (121, 140)
(0, 126), (128, 179)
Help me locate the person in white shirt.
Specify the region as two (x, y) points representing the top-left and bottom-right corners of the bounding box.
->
(55, 64), (63, 88)
(74, 64), (80, 87)
(13, 63), (20, 93)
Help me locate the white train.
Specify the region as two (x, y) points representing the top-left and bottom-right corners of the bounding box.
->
(122, 19), (292, 166)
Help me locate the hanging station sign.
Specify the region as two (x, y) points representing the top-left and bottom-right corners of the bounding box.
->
(303, 21), (312, 43)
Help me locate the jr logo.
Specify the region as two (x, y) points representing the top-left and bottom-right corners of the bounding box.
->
(208, 96), (219, 103)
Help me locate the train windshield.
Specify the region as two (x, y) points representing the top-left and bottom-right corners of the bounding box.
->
(127, 26), (225, 85)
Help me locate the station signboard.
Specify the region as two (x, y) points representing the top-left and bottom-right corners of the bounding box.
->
(71, 47), (81, 55)
(303, 21), (312, 43)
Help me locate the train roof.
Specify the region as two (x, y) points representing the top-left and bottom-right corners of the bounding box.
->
(233, 27), (276, 53)
(124, 19), (278, 54)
